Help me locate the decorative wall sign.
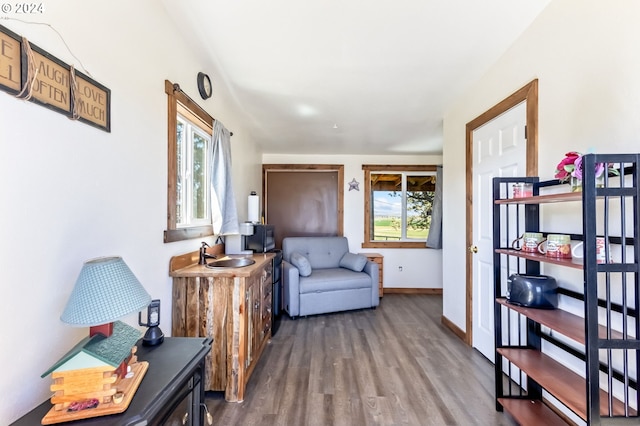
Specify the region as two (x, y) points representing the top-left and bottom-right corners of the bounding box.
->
(75, 70), (110, 130)
(30, 48), (72, 114)
(0, 24), (111, 132)
(0, 25), (22, 94)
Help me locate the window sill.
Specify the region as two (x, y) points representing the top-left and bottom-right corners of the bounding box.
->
(361, 241), (428, 249)
(164, 225), (213, 243)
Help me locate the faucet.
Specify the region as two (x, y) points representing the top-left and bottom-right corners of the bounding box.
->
(198, 242), (217, 265)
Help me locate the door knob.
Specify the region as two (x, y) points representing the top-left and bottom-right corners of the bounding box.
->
(469, 245), (478, 253)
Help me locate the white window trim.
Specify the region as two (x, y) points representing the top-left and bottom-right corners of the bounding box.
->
(176, 114), (212, 228)
(371, 171), (435, 242)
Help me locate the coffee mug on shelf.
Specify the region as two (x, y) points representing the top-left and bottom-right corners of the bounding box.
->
(572, 237), (610, 263)
(537, 234), (572, 258)
(512, 182), (534, 198)
(512, 232), (545, 253)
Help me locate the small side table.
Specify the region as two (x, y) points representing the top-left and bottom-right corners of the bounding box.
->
(361, 253), (383, 297)
(11, 337), (212, 426)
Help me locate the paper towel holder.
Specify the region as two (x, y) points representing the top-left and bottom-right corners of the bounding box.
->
(248, 191), (260, 224)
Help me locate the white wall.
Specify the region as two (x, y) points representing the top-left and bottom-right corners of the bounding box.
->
(262, 154), (443, 289)
(442, 0), (640, 332)
(0, 1), (262, 423)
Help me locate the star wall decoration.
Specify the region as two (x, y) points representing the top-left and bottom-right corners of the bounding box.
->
(348, 178), (360, 191)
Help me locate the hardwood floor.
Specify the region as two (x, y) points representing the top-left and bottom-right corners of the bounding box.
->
(205, 294), (517, 425)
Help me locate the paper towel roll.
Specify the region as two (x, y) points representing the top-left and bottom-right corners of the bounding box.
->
(248, 193), (260, 223)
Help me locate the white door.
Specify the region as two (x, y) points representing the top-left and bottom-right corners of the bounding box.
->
(471, 102), (527, 362)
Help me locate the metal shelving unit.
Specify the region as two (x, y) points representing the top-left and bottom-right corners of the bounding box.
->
(493, 154), (640, 425)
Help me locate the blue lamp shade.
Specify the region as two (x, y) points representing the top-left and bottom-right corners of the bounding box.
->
(61, 256), (152, 327)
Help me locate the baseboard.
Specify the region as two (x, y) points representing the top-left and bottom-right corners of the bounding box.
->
(383, 288), (443, 295)
(441, 315), (468, 343)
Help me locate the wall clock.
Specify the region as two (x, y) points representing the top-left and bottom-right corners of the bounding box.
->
(197, 72), (212, 100)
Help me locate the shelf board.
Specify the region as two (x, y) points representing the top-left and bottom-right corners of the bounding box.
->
(495, 248), (584, 269)
(496, 298), (627, 344)
(495, 192), (582, 205)
(497, 348), (634, 421)
(498, 398), (568, 426)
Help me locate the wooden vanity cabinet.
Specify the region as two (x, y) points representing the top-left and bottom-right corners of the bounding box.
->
(245, 262), (273, 375)
(170, 252), (274, 402)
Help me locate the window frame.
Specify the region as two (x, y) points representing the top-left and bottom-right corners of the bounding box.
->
(362, 164), (437, 249)
(164, 80), (214, 243)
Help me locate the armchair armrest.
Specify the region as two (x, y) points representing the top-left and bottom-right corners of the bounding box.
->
(363, 260), (380, 306)
(283, 260), (301, 316)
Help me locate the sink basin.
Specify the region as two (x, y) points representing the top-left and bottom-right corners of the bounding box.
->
(205, 258), (255, 268)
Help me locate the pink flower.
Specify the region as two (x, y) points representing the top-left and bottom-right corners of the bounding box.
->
(554, 151), (581, 182)
(572, 156), (583, 179)
(572, 156), (605, 180)
(555, 151), (613, 183)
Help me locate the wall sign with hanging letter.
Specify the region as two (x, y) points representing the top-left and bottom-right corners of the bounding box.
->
(0, 24), (22, 94)
(0, 24), (110, 132)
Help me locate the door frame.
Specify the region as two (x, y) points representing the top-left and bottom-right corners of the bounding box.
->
(464, 79), (539, 345)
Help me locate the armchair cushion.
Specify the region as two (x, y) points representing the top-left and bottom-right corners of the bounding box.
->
(339, 252), (368, 272)
(290, 251), (312, 277)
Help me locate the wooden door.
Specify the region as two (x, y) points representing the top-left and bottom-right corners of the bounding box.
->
(263, 164), (344, 248)
(471, 102), (527, 362)
(464, 79), (538, 358)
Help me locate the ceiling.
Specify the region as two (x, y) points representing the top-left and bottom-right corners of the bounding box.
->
(161, 0), (550, 156)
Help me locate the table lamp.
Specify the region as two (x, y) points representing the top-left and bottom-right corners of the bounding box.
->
(60, 256), (152, 337)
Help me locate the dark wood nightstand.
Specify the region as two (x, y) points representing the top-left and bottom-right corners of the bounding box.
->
(11, 337), (212, 426)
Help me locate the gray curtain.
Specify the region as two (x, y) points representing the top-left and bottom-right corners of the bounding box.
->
(210, 120), (239, 235)
(425, 165), (443, 249)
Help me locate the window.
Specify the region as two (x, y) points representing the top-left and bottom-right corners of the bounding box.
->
(362, 165), (437, 248)
(176, 113), (211, 227)
(164, 80), (215, 243)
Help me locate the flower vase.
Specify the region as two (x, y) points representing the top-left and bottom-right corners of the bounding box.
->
(570, 174), (604, 192)
(570, 176), (582, 192)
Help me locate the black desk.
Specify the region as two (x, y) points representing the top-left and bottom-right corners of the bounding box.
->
(12, 337), (212, 426)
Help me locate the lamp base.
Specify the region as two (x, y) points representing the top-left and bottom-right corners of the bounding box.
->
(142, 326), (164, 346)
(89, 322), (114, 337)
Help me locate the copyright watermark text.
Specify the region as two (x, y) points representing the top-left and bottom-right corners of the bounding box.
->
(1, 3), (45, 14)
